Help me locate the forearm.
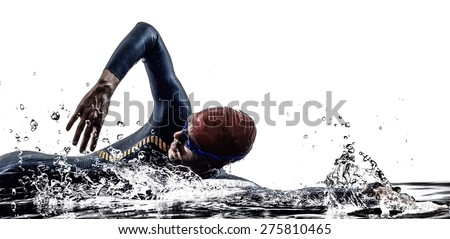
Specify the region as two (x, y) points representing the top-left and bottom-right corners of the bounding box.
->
(105, 22), (160, 80)
(96, 69), (120, 94)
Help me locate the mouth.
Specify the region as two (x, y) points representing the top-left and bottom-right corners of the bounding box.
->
(168, 141), (183, 164)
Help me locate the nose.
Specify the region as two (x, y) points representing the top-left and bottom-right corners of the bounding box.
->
(173, 130), (186, 143)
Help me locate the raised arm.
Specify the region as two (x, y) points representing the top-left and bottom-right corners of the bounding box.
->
(67, 22), (190, 153)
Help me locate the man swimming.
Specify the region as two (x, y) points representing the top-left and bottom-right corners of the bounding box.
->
(0, 22), (257, 187)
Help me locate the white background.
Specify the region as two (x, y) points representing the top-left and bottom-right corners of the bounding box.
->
(2, 219), (449, 238)
(0, 0), (449, 189)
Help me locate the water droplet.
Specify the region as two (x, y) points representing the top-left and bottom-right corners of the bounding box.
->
(57, 140), (60, 144)
(11, 189), (16, 196)
(312, 145), (315, 149)
(379, 126), (383, 130)
(344, 122), (351, 128)
(343, 135), (348, 139)
(19, 104), (25, 110)
(321, 117), (326, 121)
(11, 202), (16, 212)
(58, 130), (61, 134)
(30, 119), (38, 132)
(35, 146), (41, 152)
(33, 71), (36, 76)
(303, 134), (308, 139)
(405, 139), (408, 143)
(51, 111), (60, 121)
(334, 124), (338, 127)
(86, 82), (90, 87)
(15, 133), (20, 140)
(9, 129), (13, 133)
(117, 134), (123, 140)
(151, 129), (155, 134)
(17, 140), (21, 143)
(138, 151), (145, 160)
(24, 136), (29, 142)
(338, 115), (342, 119)
(85, 120), (91, 126)
(348, 148), (355, 154)
(117, 121), (124, 127)
(136, 121), (141, 126)
(60, 104), (65, 110)
(64, 147), (71, 154)
(102, 138), (110, 144)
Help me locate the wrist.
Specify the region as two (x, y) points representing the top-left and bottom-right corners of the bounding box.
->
(97, 69), (120, 93)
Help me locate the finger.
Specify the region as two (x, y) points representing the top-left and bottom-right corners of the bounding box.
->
(90, 103), (109, 151)
(72, 117), (86, 146)
(66, 110), (81, 131)
(79, 120), (94, 153)
(89, 124), (102, 152)
(89, 110), (104, 152)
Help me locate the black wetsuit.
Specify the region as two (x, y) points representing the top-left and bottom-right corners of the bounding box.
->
(0, 22), (192, 187)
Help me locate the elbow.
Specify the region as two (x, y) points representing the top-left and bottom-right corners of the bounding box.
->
(136, 22), (159, 37)
(135, 22), (160, 47)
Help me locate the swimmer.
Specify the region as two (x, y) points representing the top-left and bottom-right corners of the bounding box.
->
(0, 22), (257, 187)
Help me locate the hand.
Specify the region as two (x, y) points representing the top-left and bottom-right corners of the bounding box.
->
(66, 70), (119, 153)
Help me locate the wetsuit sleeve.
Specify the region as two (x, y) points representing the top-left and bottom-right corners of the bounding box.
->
(105, 22), (170, 81)
(105, 22), (191, 146)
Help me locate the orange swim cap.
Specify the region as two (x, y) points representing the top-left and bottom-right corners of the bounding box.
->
(191, 107), (256, 160)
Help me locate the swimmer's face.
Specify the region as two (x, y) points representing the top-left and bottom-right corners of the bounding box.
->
(168, 114), (206, 171)
(168, 130), (197, 165)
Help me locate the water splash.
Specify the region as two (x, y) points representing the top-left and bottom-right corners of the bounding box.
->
(23, 146), (217, 217)
(323, 142), (447, 218)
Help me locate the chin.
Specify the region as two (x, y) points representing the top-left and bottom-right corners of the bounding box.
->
(167, 149), (176, 160)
